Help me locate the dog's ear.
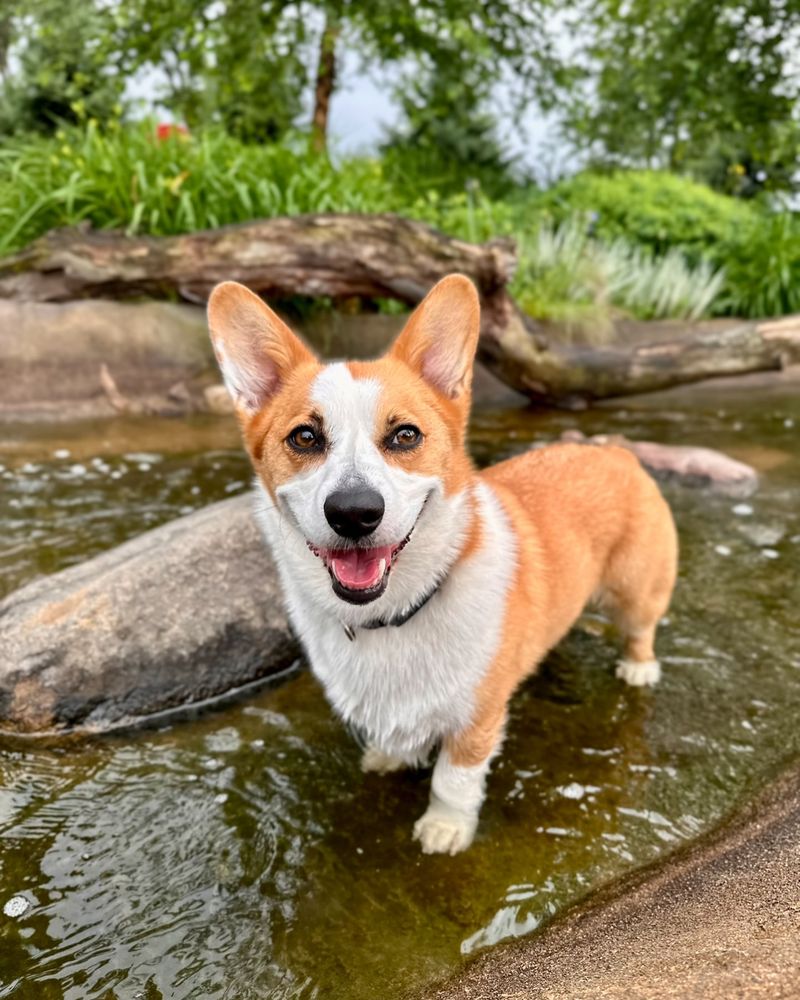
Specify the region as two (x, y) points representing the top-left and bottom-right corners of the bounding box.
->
(207, 282), (316, 413)
(389, 274), (480, 399)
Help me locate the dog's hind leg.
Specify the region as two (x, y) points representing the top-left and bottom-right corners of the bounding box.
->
(602, 499), (678, 688)
(615, 620), (662, 687)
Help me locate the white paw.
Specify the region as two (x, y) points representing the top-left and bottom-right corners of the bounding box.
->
(413, 806), (477, 855)
(616, 658), (661, 687)
(361, 746), (407, 774)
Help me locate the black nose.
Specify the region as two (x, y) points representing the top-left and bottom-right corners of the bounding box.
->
(324, 487), (385, 539)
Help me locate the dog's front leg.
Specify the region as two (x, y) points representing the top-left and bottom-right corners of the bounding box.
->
(413, 715), (505, 856)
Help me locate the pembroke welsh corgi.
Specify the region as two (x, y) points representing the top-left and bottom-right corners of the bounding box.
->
(207, 275), (678, 855)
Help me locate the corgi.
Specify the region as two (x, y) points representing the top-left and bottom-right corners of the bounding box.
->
(207, 275), (678, 855)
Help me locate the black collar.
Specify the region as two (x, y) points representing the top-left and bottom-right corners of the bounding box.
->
(342, 580), (442, 641)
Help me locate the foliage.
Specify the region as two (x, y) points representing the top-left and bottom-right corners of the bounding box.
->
(0, 123), (401, 254)
(611, 246), (726, 323)
(115, 0), (307, 141)
(0, 0), (124, 135)
(0, 0), (554, 148)
(554, 0), (800, 195)
(303, 0), (553, 146)
(718, 210), (800, 318)
(541, 170), (800, 318)
(542, 170), (757, 258)
(511, 219), (726, 341)
(0, 122), (542, 256)
(382, 59), (515, 197)
(1, 122), (796, 323)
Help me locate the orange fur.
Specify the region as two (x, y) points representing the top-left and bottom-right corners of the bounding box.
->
(450, 444), (677, 767)
(348, 357), (475, 497)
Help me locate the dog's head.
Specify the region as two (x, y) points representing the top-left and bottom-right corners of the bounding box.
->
(207, 275), (480, 608)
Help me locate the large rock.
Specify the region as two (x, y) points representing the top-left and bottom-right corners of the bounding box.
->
(0, 494), (298, 733)
(561, 430), (759, 497)
(0, 296), (522, 420)
(0, 298), (215, 419)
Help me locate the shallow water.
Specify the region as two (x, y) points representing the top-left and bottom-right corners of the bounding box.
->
(1, 383), (799, 999)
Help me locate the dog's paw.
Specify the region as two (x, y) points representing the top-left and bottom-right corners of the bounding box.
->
(413, 806), (477, 855)
(361, 746), (407, 774)
(616, 658), (661, 687)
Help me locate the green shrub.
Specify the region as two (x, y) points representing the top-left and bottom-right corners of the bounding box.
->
(612, 245), (725, 321)
(542, 170), (756, 259)
(718, 210), (800, 317)
(0, 124), (795, 323)
(0, 122), (540, 255)
(403, 184), (543, 245)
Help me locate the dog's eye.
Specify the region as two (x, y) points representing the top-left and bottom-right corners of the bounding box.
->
(387, 425), (422, 450)
(287, 425), (324, 452)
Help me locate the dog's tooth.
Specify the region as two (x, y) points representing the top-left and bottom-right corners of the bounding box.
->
(378, 558), (387, 576)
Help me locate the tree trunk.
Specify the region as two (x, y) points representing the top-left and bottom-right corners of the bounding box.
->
(1, 215), (797, 405)
(311, 16), (339, 154)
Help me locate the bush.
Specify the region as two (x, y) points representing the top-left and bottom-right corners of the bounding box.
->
(0, 122), (540, 255)
(1, 123), (796, 323)
(542, 170), (756, 259)
(719, 210), (800, 317)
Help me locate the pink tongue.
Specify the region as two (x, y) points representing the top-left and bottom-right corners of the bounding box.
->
(330, 545), (393, 590)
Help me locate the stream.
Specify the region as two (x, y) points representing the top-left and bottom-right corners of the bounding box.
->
(1, 380), (798, 999)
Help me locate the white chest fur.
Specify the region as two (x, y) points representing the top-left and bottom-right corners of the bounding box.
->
(256, 481), (516, 759)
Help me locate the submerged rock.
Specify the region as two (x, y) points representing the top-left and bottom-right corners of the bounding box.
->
(0, 494), (298, 733)
(561, 430), (759, 497)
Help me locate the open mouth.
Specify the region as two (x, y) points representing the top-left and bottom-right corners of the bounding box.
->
(307, 532), (412, 605)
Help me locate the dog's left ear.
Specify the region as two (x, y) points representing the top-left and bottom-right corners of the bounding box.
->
(389, 274), (480, 399)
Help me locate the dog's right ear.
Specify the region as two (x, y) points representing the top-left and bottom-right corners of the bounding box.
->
(207, 282), (316, 414)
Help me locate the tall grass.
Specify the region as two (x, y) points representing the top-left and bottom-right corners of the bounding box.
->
(512, 219), (726, 342)
(0, 122), (407, 254)
(716, 211), (800, 317)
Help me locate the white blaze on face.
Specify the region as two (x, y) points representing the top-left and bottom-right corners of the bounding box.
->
(275, 363), (439, 552)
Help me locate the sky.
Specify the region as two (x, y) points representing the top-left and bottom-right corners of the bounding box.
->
(326, 49), (572, 181)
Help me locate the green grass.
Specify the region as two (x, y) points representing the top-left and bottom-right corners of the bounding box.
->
(0, 122), (406, 253)
(0, 121), (796, 322)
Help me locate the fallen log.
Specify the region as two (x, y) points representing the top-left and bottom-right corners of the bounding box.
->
(0, 214), (516, 306)
(1, 215), (798, 404)
(480, 309), (800, 404)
